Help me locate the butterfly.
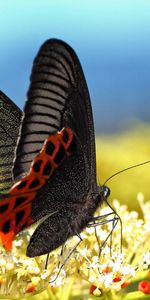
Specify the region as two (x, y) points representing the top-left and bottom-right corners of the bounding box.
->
(0, 39), (111, 257)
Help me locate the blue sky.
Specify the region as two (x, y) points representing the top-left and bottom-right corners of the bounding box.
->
(1, 0), (150, 132)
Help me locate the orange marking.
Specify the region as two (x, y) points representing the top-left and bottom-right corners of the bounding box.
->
(0, 127), (74, 251)
(44, 136), (60, 161)
(10, 175), (45, 194)
(58, 128), (74, 152)
(0, 231), (15, 252)
(31, 154), (54, 179)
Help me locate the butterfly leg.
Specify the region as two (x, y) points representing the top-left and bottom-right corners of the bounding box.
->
(50, 234), (82, 284)
(88, 213), (120, 258)
(45, 244), (65, 270)
(45, 254), (50, 269)
(57, 243), (65, 269)
(89, 197), (123, 256)
(103, 197), (122, 253)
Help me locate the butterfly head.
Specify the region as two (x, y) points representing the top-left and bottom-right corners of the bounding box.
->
(98, 185), (110, 201)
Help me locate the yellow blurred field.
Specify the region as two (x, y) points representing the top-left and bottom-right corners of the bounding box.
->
(96, 122), (150, 212)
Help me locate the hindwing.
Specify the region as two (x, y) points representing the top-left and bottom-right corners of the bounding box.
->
(0, 91), (22, 193)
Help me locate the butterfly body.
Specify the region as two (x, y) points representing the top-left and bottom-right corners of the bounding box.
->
(0, 39), (110, 257)
(27, 190), (101, 257)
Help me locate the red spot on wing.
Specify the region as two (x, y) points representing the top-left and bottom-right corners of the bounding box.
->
(31, 155), (54, 179)
(0, 127), (74, 251)
(0, 231), (15, 251)
(58, 128), (74, 153)
(10, 176), (45, 194)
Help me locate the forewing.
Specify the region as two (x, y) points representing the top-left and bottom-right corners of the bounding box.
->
(11, 39), (97, 239)
(0, 91), (22, 193)
(13, 39), (96, 189)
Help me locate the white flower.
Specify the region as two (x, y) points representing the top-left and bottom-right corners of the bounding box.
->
(41, 269), (50, 280)
(0, 258), (6, 266)
(101, 245), (110, 255)
(121, 266), (135, 276)
(50, 274), (64, 287)
(80, 246), (91, 256)
(143, 251), (150, 265)
(13, 239), (23, 247)
(89, 275), (96, 283)
(112, 261), (122, 272)
(103, 274), (113, 288)
(130, 211), (138, 219)
(27, 265), (40, 275)
(6, 262), (14, 271)
(86, 227), (95, 235)
(93, 287), (101, 296)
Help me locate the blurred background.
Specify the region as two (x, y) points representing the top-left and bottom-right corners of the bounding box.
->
(0, 0), (150, 210)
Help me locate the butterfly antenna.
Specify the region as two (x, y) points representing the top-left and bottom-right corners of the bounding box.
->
(103, 160), (150, 186)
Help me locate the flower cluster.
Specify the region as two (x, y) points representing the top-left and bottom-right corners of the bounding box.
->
(0, 193), (149, 299)
(0, 230), (55, 298)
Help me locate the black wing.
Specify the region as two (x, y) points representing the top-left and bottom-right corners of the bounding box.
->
(13, 39), (96, 186)
(12, 39), (97, 256)
(0, 91), (22, 193)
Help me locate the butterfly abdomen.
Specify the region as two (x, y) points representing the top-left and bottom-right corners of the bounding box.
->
(0, 127), (74, 251)
(67, 193), (99, 239)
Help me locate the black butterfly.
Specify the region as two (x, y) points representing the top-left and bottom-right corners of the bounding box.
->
(0, 39), (112, 257)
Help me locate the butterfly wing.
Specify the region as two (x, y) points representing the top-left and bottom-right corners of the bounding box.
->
(12, 39), (97, 256)
(0, 91), (22, 193)
(13, 39), (96, 186)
